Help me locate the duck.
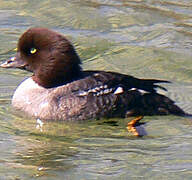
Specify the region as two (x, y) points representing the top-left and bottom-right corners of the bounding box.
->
(0, 27), (190, 135)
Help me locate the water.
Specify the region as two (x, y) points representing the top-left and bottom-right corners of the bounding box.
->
(0, 0), (192, 179)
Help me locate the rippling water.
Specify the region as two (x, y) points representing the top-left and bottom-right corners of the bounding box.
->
(0, 0), (192, 179)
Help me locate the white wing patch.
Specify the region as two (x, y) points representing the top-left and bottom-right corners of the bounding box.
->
(78, 91), (89, 96)
(78, 85), (113, 97)
(137, 89), (149, 95)
(78, 85), (150, 97)
(129, 88), (149, 95)
(114, 87), (124, 95)
(129, 88), (136, 91)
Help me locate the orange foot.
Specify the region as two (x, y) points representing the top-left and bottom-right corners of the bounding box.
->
(127, 116), (144, 137)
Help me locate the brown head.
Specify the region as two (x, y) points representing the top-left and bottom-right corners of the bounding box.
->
(1, 28), (82, 88)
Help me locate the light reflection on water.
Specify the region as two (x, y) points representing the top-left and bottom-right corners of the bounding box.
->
(0, 0), (192, 179)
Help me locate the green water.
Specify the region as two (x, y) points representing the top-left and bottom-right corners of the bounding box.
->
(0, 0), (192, 179)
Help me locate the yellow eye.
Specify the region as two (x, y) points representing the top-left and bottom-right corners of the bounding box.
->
(30, 47), (37, 54)
(14, 48), (18, 51)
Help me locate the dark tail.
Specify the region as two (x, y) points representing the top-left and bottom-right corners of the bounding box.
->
(118, 74), (191, 117)
(134, 78), (192, 117)
(140, 93), (191, 117)
(137, 78), (170, 93)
